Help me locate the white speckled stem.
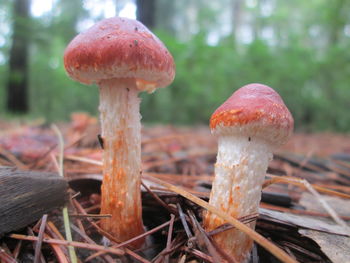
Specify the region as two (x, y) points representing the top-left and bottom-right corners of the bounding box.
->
(98, 78), (144, 247)
(204, 135), (272, 262)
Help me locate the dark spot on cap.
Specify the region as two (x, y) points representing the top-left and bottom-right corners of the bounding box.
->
(134, 27), (138, 31)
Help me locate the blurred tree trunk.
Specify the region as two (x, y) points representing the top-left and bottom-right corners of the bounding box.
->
(55, 0), (86, 43)
(327, 0), (347, 46)
(321, 0), (348, 104)
(231, 0), (243, 42)
(252, 0), (262, 40)
(7, 0), (31, 113)
(136, 0), (156, 29)
(155, 0), (176, 34)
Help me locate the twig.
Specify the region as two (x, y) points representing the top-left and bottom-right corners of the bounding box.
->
(12, 240), (22, 260)
(143, 152), (210, 170)
(51, 124), (77, 263)
(0, 247), (16, 263)
(303, 179), (350, 232)
(261, 201), (350, 221)
(182, 247), (214, 262)
(9, 234), (125, 256)
(117, 221), (173, 250)
(45, 222), (69, 263)
(0, 146), (27, 170)
(177, 203), (193, 241)
(70, 192), (81, 200)
(67, 195), (87, 237)
(164, 214), (175, 263)
(28, 143), (57, 169)
(207, 213), (259, 237)
(124, 248), (151, 263)
(86, 217), (177, 262)
(71, 199), (121, 242)
(263, 175), (350, 233)
(143, 174), (298, 263)
(264, 174), (350, 199)
(141, 180), (177, 214)
(47, 221), (66, 240)
(71, 198), (150, 262)
(34, 214), (48, 263)
(64, 154), (103, 166)
(187, 210), (227, 262)
(69, 213), (111, 218)
(153, 235), (186, 263)
(70, 224), (115, 263)
(28, 227), (46, 263)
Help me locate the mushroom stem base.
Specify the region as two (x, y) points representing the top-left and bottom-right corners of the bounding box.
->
(204, 135), (272, 262)
(98, 78), (144, 247)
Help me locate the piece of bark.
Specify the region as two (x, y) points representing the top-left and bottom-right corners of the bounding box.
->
(300, 192), (350, 217)
(299, 229), (350, 263)
(259, 208), (349, 236)
(261, 191), (292, 207)
(0, 167), (68, 235)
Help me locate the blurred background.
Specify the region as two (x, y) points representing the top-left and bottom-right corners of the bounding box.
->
(0, 0), (350, 131)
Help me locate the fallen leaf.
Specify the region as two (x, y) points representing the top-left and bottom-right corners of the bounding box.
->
(299, 229), (350, 263)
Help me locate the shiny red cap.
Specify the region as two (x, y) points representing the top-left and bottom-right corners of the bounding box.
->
(64, 17), (175, 91)
(210, 83), (294, 145)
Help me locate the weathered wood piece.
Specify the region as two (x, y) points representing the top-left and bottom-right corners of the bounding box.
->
(0, 167), (68, 235)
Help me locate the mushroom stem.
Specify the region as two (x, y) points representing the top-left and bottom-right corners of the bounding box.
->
(98, 78), (144, 247)
(204, 135), (272, 262)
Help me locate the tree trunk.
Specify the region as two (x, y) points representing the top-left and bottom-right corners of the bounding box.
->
(6, 0), (31, 113)
(136, 0), (156, 29)
(155, 0), (176, 34)
(57, 0), (85, 43)
(231, 0), (243, 42)
(252, 0), (262, 41)
(327, 0), (347, 46)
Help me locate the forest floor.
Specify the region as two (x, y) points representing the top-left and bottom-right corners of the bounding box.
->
(0, 113), (350, 263)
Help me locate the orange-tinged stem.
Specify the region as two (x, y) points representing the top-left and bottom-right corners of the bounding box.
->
(204, 135), (272, 262)
(143, 174), (297, 263)
(98, 78), (144, 247)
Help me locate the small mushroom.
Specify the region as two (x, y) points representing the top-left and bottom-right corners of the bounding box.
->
(204, 83), (293, 262)
(64, 17), (175, 246)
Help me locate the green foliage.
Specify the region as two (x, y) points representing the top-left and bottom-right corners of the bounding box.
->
(28, 37), (99, 121)
(2, 30), (349, 131)
(141, 33), (350, 132)
(1, 0), (350, 132)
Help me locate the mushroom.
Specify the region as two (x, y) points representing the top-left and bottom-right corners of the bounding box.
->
(204, 83), (293, 262)
(63, 17), (175, 246)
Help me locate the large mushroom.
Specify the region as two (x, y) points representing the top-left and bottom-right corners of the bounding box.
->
(64, 17), (175, 246)
(204, 83), (293, 262)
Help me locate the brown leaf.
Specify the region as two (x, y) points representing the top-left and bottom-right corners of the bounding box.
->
(299, 229), (350, 263)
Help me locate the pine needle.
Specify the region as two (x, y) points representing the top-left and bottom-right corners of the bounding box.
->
(143, 174), (298, 263)
(264, 175), (350, 234)
(51, 124), (78, 263)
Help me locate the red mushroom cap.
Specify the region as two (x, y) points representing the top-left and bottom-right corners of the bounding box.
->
(210, 83), (294, 146)
(63, 17), (175, 91)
